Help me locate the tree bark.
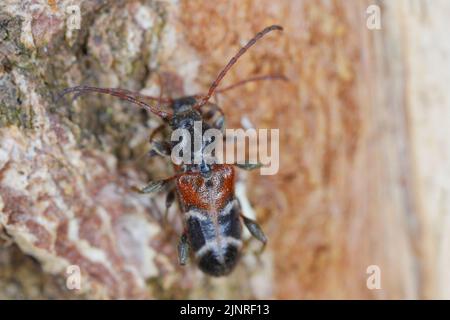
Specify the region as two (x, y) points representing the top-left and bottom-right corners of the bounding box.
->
(0, 0), (449, 299)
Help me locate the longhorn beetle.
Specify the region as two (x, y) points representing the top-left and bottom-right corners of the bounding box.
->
(61, 25), (285, 276)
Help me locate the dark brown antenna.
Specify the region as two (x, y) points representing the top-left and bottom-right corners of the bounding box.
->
(193, 25), (284, 110)
(59, 85), (173, 119)
(215, 74), (288, 94)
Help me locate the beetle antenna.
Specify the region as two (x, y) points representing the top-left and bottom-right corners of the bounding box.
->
(59, 85), (173, 119)
(193, 25), (283, 110)
(215, 74), (288, 94)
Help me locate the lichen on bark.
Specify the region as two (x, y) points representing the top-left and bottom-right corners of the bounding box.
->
(0, 0), (273, 299)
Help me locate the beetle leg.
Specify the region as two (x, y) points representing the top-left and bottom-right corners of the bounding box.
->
(135, 180), (167, 194)
(242, 215), (268, 246)
(163, 189), (176, 224)
(148, 140), (172, 158)
(235, 162), (263, 171)
(178, 232), (189, 266)
(149, 124), (165, 141)
(235, 199), (267, 250)
(147, 124), (172, 158)
(134, 176), (176, 194)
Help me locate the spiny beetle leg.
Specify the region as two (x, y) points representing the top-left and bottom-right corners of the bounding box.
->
(147, 124), (171, 158)
(148, 140), (171, 158)
(242, 215), (267, 246)
(137, 180), (166, 194)
(149, 124), (166, 142)
(178, 233), (189, 266)
(163, 189), (176, 224)
(235, 162), (263, 171)
(135, 176), (175, 194)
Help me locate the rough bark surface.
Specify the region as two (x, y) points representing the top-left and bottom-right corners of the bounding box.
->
(1, 0), (449, 299)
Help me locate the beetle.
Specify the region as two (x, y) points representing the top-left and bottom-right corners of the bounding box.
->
(60, 25), (285, 276)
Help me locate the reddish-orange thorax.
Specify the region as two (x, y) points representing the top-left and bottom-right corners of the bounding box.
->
(176, 165), (235, 212)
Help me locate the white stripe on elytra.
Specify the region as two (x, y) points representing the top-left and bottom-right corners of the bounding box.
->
(185, 210), (208, 221)
(184, 199), (236, 221)
(195, 237), (243, 260)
